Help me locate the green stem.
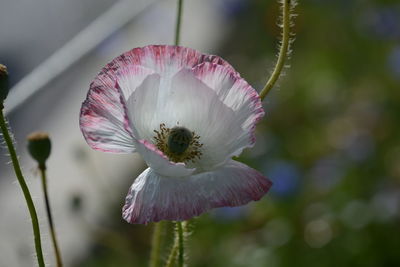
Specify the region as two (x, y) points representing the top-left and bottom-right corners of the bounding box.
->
(165, 221), (187, 267)
(165, 238), (178, 267)
(0, 108), (45, 267)
(40, 166), (63, 267)
(259, 0), (292, 100)
(174, 0), (184, 46)
(177, 221), (184, 267)
(149, 221), (165, 267)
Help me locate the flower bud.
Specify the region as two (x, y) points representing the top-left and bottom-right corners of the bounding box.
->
(27, 132), (51, 169)
(0, 64), (9, 104)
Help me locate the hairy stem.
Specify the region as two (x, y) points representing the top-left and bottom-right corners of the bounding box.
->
(165, 221), (187, 267)
(177, 221), (184, 267)
(40, 166), (63, 267)
(149, 221), (165, 267)
(259, 0), (292, 100)
(0, 108), (45, 267)
(165, 235), (178, 267)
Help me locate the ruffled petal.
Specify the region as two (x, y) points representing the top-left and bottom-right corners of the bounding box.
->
(122, 160), (272, 224)
(135, 139), (195, 177)
(119, 45), (235, 77)
(98, 45), (235, 95)
(193, 62), (264, 155)
(80, 74), (135, 153)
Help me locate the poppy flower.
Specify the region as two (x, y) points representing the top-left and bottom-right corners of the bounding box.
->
(80, 45), (272, 224)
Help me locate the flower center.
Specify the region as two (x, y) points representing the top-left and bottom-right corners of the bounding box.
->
(153, 123), (203, 163)
(168, 127), (193, 155)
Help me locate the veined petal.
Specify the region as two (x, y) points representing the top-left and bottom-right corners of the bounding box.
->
(80, 74), (135, 153)
(122, 160), (272, 224)
(135, 139), (195, 177)
(193, 62), (265, 156)
(122, 45), (235, 77)
(118, 73), (161, 141)
(116, 65), (155, 100)
(154, 68), (246, 169)
(100, 45), (236, 95)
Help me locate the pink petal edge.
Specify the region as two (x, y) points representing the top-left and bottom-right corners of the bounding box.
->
(99, 45), (236, 81)
(80, 80), (135, 153)
(122, 160), (272, 224)
(192, 62), (265, 147)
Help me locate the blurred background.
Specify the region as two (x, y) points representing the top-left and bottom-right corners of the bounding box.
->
(1, 0), (400, 266)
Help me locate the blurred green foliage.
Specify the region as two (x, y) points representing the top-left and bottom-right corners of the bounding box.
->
(75, 0), (400, 266)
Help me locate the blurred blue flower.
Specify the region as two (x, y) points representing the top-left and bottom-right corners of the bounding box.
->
(264, 161), (301, 198)
(216, 0), (249, 19)
(310, 155), (345, 192)
(362, 7), (400, 40)
(344, 131), (375, 162)
(309, 0), (349, 7)
(212, 205), (249, 222)
(371, 188), (400, 223)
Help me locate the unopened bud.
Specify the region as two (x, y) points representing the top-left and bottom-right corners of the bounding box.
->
(0, 64), (9, 105)
(27, 132), (51, 169)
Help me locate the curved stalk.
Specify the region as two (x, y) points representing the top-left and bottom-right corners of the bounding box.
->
(0, 108), (45, 267)
(259, 0), (292, 100)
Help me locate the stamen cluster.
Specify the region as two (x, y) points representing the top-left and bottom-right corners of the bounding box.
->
(153, 123), (203, 163)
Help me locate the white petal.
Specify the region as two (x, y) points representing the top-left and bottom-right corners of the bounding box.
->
(153, 69), (249, 170)
(193, 62), (264, 155)
(135, 139), (194, 177)
(122, 160), (272, 224)
(118, 73), (162, 141)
